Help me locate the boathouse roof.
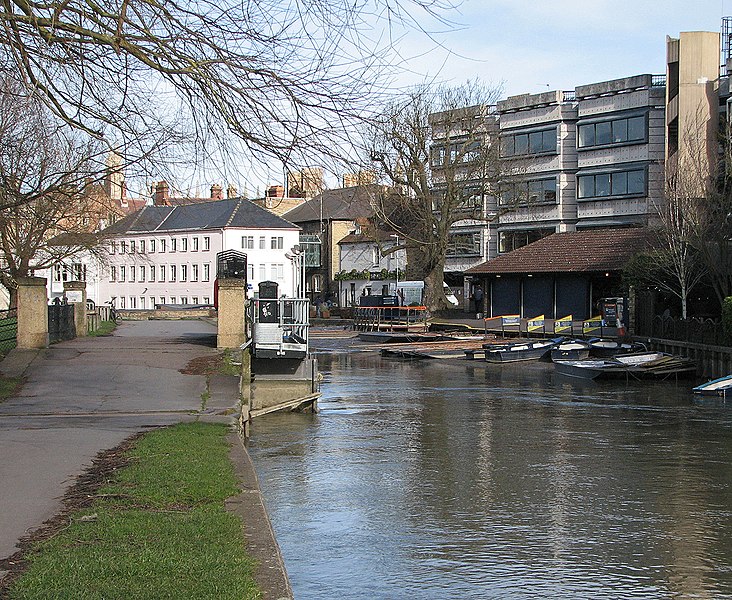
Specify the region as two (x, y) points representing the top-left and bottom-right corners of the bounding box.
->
(466, 228), (652, 275)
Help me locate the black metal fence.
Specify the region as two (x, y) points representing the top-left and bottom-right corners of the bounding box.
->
(0, 307), (17, 354)
(48, 298), (76, 343)
(638, 315), (728, 347)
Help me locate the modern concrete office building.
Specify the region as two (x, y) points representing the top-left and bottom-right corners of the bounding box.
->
(447, 25), (730, 316)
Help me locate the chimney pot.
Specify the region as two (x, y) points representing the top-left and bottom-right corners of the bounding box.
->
(154, 181), (170, 206)
(211, 184), (223, 200)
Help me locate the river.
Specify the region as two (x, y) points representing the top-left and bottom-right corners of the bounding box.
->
(248, 332), (732, 599)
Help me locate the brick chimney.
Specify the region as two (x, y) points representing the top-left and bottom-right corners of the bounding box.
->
(266, 185), (284, 198)
(154, 181), (170, 205)
(210, 184), (223, 200)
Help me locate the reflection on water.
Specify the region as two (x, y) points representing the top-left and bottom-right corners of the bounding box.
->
(249, 345), (732, 599)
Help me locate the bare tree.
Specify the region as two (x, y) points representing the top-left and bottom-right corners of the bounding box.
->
(0, 78), (112, 306)
(689, 123), (732, 305)
(368, 81), (502, 310)
(0, 0), (456, 173)
(626, 168), (708, 319)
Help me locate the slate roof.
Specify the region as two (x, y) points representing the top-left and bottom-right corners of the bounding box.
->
(101, 198), (298, 234)
(466, 228), (652, 275)
(283, 184), (385, 223)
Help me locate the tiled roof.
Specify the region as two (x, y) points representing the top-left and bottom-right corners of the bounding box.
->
(101, 198), (298, 235)
(283, 184), (385, 223)
(466, 228), (652, 274)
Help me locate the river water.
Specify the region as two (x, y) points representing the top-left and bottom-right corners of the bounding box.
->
(248, 332), (732, 599)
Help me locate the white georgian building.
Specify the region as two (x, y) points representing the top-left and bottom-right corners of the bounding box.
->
(96, 198), (300, 309)
(336, 227), (402, 307)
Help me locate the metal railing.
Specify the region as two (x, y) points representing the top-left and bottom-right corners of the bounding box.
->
(249, 297), (310, 358)
(353, 306), (429, 332)
(640, 315), (727, 346)
(0, 308), (17, 354)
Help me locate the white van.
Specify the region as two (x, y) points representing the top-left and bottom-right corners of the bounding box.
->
(392, 281), (458, 306)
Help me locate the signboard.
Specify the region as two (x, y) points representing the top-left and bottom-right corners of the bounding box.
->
(501, 315), (521, 327)
(554, 315), (573, 333)
(582, 315), (603, 334)
(527, 315), (545, 332)
(65, 291), (83, 304)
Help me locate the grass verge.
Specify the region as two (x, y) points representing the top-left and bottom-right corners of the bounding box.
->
(6, 422), (261, 600)
(87, 320), (117, 336)
(0, 374), (22, 402)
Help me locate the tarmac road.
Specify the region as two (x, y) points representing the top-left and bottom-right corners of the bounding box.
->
(0, 319), (232, 564)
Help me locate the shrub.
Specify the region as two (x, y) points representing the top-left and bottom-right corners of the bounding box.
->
(723, 297), (732, 344)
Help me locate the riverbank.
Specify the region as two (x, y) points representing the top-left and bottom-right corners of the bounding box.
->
(2, 422), (292, 600)
(0, 320), (291, 599)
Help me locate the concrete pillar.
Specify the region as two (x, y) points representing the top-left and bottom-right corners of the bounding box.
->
(17, 276), (49, 349)
(217, 278), (247, 349)
(63, 281), (87, 337)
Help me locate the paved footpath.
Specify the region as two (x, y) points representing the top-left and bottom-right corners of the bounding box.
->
(0, 320), (237, 564)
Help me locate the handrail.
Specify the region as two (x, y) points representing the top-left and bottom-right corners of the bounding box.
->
(353, 305), (429, 332)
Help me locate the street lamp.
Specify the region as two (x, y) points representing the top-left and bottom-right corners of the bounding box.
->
(390, 234), (400, 291)
(285, 245), (304, 298)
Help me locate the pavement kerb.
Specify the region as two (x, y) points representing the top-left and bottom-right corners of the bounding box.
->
(226, 432), (293, 600)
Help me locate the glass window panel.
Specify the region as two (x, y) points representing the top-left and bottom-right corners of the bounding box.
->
(543, 179), (556, 202)
(528, 180), (542, 203)
(595, 122), (612, 145)
(529, 131), (543, 154)
(542, 129), (556, 152)
(611, 171), (628, 195)
(612, 119), (627, 143)
(515, 134), (528, 155)
(627, 116), (645, 141)
(628, 169), (645, 194)
(578, 124), (594, 148)
(578, 175), (593, 198)
(595, 173), (611, 196)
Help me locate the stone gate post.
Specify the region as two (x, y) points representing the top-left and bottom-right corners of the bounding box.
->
(16, 276), (49, 349)
(217, 278), (247, 349)
(63, 281), (87, 337)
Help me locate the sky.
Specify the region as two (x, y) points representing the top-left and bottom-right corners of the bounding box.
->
(173, 0), (732, 197)
(397, 0), (732, 98)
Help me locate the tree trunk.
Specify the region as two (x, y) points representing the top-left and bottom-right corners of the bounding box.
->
(424, 264), (449, 312)
(681, 285), (688, 320)
(8, 286), (17, 310)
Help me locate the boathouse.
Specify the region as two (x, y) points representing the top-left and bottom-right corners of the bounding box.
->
(465, 228), (651, 320)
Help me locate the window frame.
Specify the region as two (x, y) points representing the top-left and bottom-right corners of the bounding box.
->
(500, 126), (557, 158)
(577, 113), (648, 150)
(576, 167), (647, 201)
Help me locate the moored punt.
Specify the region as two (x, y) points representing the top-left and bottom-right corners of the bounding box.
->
(555, 351), (697, 380)
(464, 348), (486, 360)
(693, 374), (732, 396)
(551, 340), (591, 362)
(483, 338), (559, 363)
(553, 359), (624, 380)
(358, 332), (443, 344)
(589, 339), (646, 358)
